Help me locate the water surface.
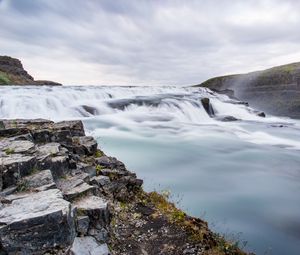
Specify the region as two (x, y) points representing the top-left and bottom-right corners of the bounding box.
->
(1, 85), (300, 254)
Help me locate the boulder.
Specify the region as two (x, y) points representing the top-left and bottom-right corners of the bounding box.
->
(70, 236), (110, 255)
(201, 98), (215, 117)
(0, 189), (76, 254)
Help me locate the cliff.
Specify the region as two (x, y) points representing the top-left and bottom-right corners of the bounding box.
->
(0, 56), (61, 86)
(0, 119), (248, 255)
(196, 62), (300, 119)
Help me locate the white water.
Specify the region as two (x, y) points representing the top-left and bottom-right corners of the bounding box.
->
(1, 85), (300, 254)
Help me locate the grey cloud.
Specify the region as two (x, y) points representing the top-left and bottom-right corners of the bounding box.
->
(0, 0), (300, 85)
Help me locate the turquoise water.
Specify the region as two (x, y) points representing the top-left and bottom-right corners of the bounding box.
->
(92, 129), (300, 255)
(1, 85), (300, 254)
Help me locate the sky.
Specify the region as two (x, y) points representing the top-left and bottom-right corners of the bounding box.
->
(1, 0), (300, 85)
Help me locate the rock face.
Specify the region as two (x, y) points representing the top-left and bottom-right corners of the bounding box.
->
(0, 56), (61, 86)
(0, 189), (75, 254)
(0, 119), (247, 255)
(196, 62), (300, 119)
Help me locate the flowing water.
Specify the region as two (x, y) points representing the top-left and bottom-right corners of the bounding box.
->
(1, 85), (300, 254)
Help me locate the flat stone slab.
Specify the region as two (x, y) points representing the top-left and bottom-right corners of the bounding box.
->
(0, 189), (76, 254)
(0, 139), (35, 154)
(23, 169), (56, 191)
(64, 182), (95, 201)
(70, 237), (110, 255)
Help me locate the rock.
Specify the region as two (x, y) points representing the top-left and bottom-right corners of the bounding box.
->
(0, 154), (36, 189)
(57, 173), (95, 201)
(215, 116), (239, 122)
(73, 196), (110, 227)
(64, 182), (95, 201)
(70, 236), (110, 255)
(0, 189), (76, 254)
(90, 176), (111, 187)
(53, 120), (85, 137)
(95, 156), (126, 171)
(201, 98), (215, 117)
(81, 105), (99, 115)
(40, 155), (70, 179)
(0, 139), (35, 154)
(72, 136), (98, 156)
(36, 142), (63, 158)
(257, 111), (266, 117)
(77, 216), (90, 236)
(22, 169), (56, 191)
(88, 227), (108, 243)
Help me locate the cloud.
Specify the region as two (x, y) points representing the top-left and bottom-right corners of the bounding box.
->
(0, 0), (300, 85)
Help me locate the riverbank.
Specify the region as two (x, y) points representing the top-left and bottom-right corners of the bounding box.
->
(0, 119), (247, 255)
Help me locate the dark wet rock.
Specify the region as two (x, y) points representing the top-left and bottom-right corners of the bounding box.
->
(70, 236), (110, 255)
(215, 115), (239, 122)
(81, 105), (99, 115)
(77, 216), (90, 236)
(0, 189), (75, 254)
(257, 111), (266, 117)
(201, 98), (215, 117)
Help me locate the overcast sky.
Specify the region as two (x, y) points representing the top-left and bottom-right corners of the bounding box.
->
(1, 0), (300, 85)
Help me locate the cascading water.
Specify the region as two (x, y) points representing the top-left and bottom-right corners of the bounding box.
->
(1, 85), (300, 254)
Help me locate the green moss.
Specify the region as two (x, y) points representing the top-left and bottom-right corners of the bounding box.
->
(95, 164), (103, 175)
(0, 71), (11, 85)
(94, 150), (104, 157)
(5, 148), (15, 155)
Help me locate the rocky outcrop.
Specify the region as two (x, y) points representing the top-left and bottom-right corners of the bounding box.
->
(196, 62), (300, 119)
(0, 119), (248, 255)
(0, 56), (61, 86)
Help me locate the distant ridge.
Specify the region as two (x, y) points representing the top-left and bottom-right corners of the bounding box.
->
(195, 62), (300, 119)
(0, 56), (61, 86)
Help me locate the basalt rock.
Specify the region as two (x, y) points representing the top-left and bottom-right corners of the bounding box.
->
(0, 189), (75, 254)
(201, 97), (215, 117)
